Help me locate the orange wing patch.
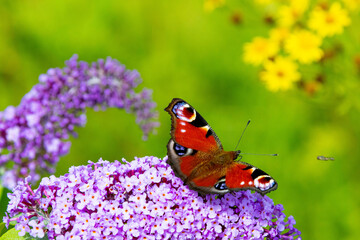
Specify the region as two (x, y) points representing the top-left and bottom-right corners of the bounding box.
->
(192, 174), (219, 188)
(225, 163), (254, 189)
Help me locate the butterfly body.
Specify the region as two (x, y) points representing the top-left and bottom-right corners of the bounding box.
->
(165, 98), (277, 195)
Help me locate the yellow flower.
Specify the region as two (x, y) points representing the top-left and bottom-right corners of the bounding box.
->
(204, 0), (225, 12)
(243, 37), (279, 66)
(308, 2), (351, 37)
(285, 30), (323, 64)
(260, 56), (301, 91)
(277, 0), (309, 27)
(269, 27), (290, 44)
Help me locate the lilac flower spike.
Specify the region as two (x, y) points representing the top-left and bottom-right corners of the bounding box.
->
(4, 156), (301, 239)
(0, 55), (158, 189)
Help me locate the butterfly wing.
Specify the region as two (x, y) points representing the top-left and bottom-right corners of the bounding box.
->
(225, 162), (278, 195)
(165, 98), (222, 152)
(165, 98), (277, 195)
(165, 98), (227, 194)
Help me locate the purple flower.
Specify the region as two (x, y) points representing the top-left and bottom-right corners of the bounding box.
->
(4, 156), (301, 239)
(0, 55), (158, 189)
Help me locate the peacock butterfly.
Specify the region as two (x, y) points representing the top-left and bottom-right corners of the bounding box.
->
(165, 98), (277, 195)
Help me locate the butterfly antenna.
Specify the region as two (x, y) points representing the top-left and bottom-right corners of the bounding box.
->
(241, 153), (278, 156)
(234, 120), (251, 150)
(234, 120), (278, 157)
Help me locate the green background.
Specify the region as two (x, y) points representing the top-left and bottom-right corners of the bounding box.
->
(1, 1), (359, 239)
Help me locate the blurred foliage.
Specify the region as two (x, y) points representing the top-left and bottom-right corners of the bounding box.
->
(0, 0), (359, 239)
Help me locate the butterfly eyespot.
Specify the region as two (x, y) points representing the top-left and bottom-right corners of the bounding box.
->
(214, 178), (228, 191)
(254, 176), (276, 191)
(173, 143), (188, 156)
(172, 102), (196, 122)
(173, 142), (196, 156)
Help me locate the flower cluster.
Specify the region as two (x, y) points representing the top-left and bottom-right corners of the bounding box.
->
(4, 156), (301, 239)
(0, 55), (158, 189)
(242, 0), (352, 92)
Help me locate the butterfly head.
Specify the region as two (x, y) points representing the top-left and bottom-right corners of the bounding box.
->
(233, 150), (242, 160)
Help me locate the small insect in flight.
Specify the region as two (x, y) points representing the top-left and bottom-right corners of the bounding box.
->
(317, 156), (335, 161)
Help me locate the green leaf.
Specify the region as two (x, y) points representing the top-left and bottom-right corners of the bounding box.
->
(0, 187), (11, 221)
(0, 186), (3, 200)
(0, 224), (15, 238)
(0, 228), (48, 240)
(0, 223), (7, 237)
(0, 228), (24, 240)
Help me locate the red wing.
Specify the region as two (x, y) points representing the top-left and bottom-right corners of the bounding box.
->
(173, 119), (218, 152)
(225, 162), (277, 195)
(165, 98), (222, 152)
(176, 155), (204, 177)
